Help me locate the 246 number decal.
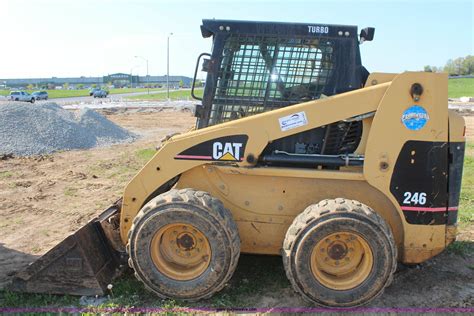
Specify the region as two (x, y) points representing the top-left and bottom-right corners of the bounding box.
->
(403, 192), (427, 205)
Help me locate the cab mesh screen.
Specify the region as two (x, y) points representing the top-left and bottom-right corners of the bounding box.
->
(210, 35), (335, 125)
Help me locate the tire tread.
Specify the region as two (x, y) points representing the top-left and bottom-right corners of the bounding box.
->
(282, 198), (397, 307)
(126, 188), (240, 301)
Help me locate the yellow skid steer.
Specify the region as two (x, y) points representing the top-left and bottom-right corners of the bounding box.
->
(11, 19), (466, 307)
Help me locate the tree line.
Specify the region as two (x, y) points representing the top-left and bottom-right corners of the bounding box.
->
(424, 55), (474, 76)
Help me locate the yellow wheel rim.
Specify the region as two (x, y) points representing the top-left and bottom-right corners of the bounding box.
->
(150, 223), (211, 281)
(310, 232), (373, 290)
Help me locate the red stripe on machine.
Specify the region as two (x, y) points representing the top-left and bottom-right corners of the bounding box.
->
(401, 206), (458, 212)
(175, 155), (213, 160)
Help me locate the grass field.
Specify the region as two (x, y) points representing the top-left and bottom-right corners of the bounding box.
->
(1, 78), (470, 100)
(126, 79), (471, 100)
(448, 78), (474, 98)
(0, 88), (163, 99)
(126, 89), (203, 101)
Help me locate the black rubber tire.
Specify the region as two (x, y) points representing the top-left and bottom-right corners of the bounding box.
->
(127, 188), (240, 301)
(30, 98), (35, 103)
(282, 198), (397, 307)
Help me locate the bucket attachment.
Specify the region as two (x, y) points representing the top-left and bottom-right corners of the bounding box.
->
(9, 200), (127, 296)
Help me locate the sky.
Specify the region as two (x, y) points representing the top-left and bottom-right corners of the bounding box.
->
(0, 0), (472, 79)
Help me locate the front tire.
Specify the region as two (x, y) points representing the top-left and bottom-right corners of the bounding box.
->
(127, 188), (240, 300)
(283, 198), (397, 307)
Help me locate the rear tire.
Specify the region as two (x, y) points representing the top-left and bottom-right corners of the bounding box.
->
(282, 198), (397, 307)
(127, 188), (240, 300)
(31, 98), (35, 103)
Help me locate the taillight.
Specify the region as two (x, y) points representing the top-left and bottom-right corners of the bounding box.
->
(463, 126), (466, 137)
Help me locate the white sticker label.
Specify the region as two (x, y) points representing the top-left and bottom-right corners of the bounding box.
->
(279, 111), (308, 131)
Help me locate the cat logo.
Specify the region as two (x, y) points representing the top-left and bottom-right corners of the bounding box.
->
(212, 142), (243, 161)
(174, 135), (248, 161)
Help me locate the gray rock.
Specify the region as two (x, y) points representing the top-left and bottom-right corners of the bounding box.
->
(0, 102), (136, 156)
(77, 108), (136, 146)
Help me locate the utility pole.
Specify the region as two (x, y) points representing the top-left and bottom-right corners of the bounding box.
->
(146, 59), (149, 94)
(167, 32), (173, 100)
(134, 55), (149, 94)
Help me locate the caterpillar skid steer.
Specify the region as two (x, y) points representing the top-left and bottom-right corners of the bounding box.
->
(11, 19), (466, 307)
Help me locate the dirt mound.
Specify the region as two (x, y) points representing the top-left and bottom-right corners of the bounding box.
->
(0, 102), (136, 156)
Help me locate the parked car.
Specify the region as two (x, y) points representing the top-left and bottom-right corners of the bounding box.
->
(31, 91), (48, 100)
(89, 87), (109, 96)
(93, 89), (108, 98)
(89, 87), (100, 96)
(9, 91), (35, 103)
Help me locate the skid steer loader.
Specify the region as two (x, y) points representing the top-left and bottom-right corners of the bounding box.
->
(11, 19), (466, 307)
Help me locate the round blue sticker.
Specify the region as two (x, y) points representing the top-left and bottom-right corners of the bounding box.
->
(401, 106), (429, 131)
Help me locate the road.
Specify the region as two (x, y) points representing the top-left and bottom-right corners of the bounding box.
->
(45, 89), (179, 105)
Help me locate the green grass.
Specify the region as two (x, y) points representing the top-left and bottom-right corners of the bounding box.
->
(1, 79), (469, 100)
(0, 171), (13, 179)
(459, 142), (474, 225)
(126, 89), (203, 101)
(0, 290), (77, 308)
(448, 78), (474, 98)
(449, 141), (474, 259)
(135, 148), (157, 161)
(0, 89), (88, 98)
(108, 88), (164, 95)
(447, 240), (474, 257)
(63, 187), (78, 197)
(0, 255), (288, 310)
(126, 80), (470, 100)
(0, 88), (163, 99)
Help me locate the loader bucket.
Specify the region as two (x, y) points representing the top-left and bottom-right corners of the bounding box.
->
(9, 201), (127, 296)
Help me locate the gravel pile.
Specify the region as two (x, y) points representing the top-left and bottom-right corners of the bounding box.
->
(0, 102), (136, 156)
(77, 108), (134, 146)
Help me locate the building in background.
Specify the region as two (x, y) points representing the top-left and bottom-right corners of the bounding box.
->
(0, 73), (193, 89)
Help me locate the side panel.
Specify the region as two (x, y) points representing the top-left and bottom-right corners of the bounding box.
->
(365, 72), (449, 263)
(390, 141), (449, 225)
(176, 165), (404, 255)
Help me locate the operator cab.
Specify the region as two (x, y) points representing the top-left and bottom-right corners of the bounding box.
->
(192, 19), (375, 163)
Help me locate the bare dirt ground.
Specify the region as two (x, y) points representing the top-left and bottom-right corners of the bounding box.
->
(0, 110), (196, 288)
(0, 109), (473, 308)
(465, 116), (474, 140)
